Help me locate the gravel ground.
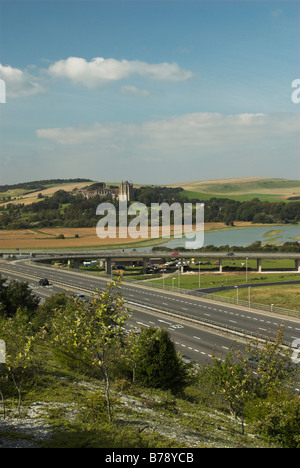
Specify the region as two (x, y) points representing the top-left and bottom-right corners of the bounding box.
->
(0, 403), (56, 448)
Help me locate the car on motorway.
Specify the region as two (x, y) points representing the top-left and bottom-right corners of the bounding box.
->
(39, 278), (49, 286)
(75, 293), (85, 302)
(116, 265), (126, 270)
(246, 354), (261, 369)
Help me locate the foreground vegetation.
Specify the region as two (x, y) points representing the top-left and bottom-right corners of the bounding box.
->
(0, 276), (299, 448)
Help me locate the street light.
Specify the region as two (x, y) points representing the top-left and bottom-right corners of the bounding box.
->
(172, 277), (176, 291)
(234, 285), (238, 304)
(198, 260), (201, 289)
(246, 257), (248, 283)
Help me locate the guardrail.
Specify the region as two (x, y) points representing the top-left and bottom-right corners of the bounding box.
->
(49, 265), (299, 319)
(198, 292), (300, 319)
(0, 261), (296, 346)
(125, 299), (293, 347)
(120, 275), (300, 319)
(21, 258), (300, 319)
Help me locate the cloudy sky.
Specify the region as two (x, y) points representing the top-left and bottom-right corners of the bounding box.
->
(0, 0), (299, 185)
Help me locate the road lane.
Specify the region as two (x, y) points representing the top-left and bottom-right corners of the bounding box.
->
(1, 260), (299, 392)
(0, 260), (299, 347)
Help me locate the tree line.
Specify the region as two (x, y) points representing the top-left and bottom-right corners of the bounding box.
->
(0, 178), (92, 194)
(0, 186), (299, 230)
(155, 240), (300, 253)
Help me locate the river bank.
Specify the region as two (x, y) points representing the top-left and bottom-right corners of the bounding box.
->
(1, 222), (299, 251)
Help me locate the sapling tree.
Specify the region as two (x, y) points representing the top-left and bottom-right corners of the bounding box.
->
(48, 279), (129, 422)
(0, 309), (36, 417)
(244, 325), (297, 397)
(211, 325), (297, 434)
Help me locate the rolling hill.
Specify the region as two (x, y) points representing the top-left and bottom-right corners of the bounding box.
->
(1, 177), (300, 206)
(0, 179), (95, 206)
(167, 177), (300, 202)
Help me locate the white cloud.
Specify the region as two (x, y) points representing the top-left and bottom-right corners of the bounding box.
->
(37, 122), (120, 145)
(35, 112), (300, 183)
(36, 112), (300, 148)
(0, 55), (192, 98)
(119, 85), (150, 98)
(46, 56), (193, 87)
(0, 63), (45, 98)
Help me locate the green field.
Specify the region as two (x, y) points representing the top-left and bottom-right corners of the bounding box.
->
(169, 177), (300, 202)
(143, 270), (300, 290)
(182, 190), (287, 202)
(2, 177), (300, 205)
(215, 284), (300, 311)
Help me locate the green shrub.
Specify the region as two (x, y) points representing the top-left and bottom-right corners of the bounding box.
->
(134, 327), (191, 394)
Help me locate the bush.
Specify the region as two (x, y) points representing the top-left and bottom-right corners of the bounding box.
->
(245, 391), (300, 448)
(79, 392), (119, 423)
(134, 327), (191, 394)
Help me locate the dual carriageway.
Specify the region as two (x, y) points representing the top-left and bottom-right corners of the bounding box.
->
(0, 250), (299, 382)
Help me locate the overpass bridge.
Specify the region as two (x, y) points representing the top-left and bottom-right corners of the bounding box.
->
(1, 249), (300, 275)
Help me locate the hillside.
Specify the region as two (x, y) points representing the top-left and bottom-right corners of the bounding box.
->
(167, 177), (300, 202)
(0, 277), (298, 449)
(2, 177), (300, 206)
(0, 376), (275, 448)
(0, 179), (95, 206)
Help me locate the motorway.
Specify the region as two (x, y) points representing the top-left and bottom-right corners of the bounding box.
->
(0, 258), (300, 369)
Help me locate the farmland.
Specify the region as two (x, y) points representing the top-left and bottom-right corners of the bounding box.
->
(0, 177), (299, 249)
(0, 222), (254, 250)
(168, 177), (300, 202)
(1, 177), (300, 207)
(0, 181), (95, 206)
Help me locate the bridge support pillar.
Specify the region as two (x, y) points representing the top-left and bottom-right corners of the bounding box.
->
(257, 258), (262, 273)
(219, 258), (223, 273)
(105, 258), (112, 276)
(295, 259), (300, 272)
(142, 258), (147, 274)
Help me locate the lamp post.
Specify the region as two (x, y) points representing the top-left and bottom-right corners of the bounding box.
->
(198, 261), (201, 289)
(172, 277), (176, 291)
(246, 257), (248, 283)
(234, 285), (239, 304)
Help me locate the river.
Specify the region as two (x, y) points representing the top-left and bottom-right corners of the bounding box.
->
(144, 224), (300, 250)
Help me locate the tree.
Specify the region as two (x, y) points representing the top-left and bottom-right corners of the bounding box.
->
(0, 309), (37, 417)
(34, 292), (68, 329)
(211, 326), (298, 434)
(211, 349), (250, 433)
(251, 390), (300, 447)
(132, 327), (191, 393)
(48, 279), (129, 422)
(0, 275), (40, 318)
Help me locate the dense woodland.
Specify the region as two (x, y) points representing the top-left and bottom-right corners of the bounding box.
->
(0, 184), (299, 230)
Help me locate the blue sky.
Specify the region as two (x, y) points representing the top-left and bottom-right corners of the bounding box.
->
(0, 0), (299, 185)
